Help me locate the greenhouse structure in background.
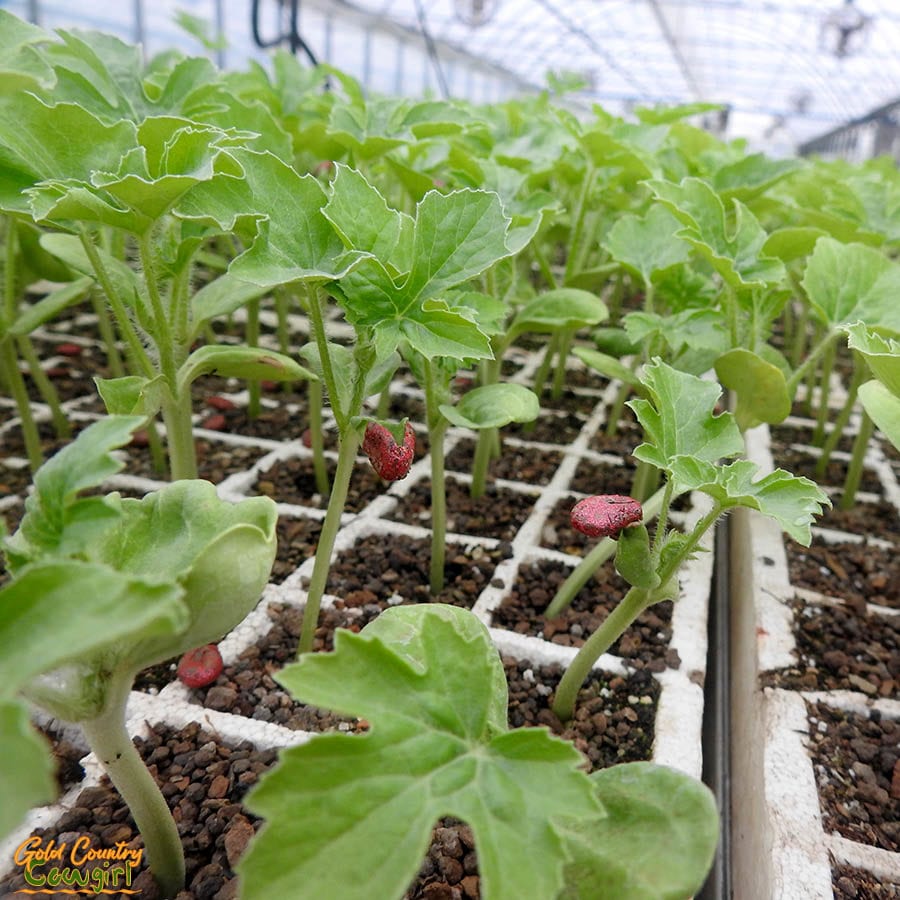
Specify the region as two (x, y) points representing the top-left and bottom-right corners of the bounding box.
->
(4, 0), (900, 159)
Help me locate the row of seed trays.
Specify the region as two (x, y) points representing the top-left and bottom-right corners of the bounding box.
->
(0, 9), (898, 899)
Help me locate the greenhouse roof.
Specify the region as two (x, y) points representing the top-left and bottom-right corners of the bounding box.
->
(317, 0), (900, 152)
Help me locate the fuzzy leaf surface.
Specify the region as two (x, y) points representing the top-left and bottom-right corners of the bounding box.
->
(440, 383), (539, 429)
(558, 763), (718, 900)
(714, 348), (791, 430)
(509, 289), (608, 341)
(844, 322), (900, 396)
(240, 604), (602, 900)
(627, 360), (744, 479)
(668, 457), (830, 544)
(802, 238), (900, 332)
(858, 381), (900, 452)
(602, 205), (690, 284)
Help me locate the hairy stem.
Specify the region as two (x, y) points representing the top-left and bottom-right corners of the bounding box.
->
(0, 339), (42, 471)
(308, 378), (330, 496)
(298, 430), (361, 655)
(80, 673), (184, 898)
(17, 336), (70, 439)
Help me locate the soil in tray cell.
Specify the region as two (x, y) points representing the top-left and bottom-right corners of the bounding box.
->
(588, 415), (643, 458)
(770, 422), (858, 456)
(535, 387), (602, 417)
(569, 455), (637, 497)
(326, 533), (510, 607)
(761, 597), (898, 699)
(504, 410), (586, 445)
(253, 454), (390, 512)
(493, 558), (680, 671)
(832, 862), (900, 899)
(819, 499), (900, 545)
(121, 436), (268, 484)
(0, 721), (274, 900)
(1, 417), (94, 463)
(786, 537), (900, 610)
(807, 702), (900, 853)
(270, 514), (323, 583)
(445, 438), (563, 486)
(194, 402), (311, 444)
(387, 477), (536, 542)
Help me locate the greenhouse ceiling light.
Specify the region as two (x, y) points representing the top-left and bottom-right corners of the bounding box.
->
(453, 0), (501, 27)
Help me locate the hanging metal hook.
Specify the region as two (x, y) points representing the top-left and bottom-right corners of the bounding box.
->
(250, 0), (319, 65)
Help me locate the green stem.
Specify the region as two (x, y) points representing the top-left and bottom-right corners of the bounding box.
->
(298, 430), (361, 654)
(79, 229), (155, 379)
(552, 501), (720, 721)
(308, 378), (330, 496)
(138, 233), (177, 387)
(160, 389), (197, 480)
(839, 408), (874, 511)
(246, 298), (261, 419)
(531, 332), (559, 399)
(424, 360), (448, 595)
(89, 287), (125, 378)
(564, 165), (595, 284)
(306, 284), (345, 429)
(785, 330), (838, 400)
(0, 339), (42, 471)
(532, 240), (558, 290)
(275, 289), (290, 356)
(16, 336), (70, 439)
(631, 458), (659, 503)
(811, 339), (838, 446)
(544, 485), (667, 618)
(551, 329), (573, 400)
(80, 673), (184, 898)
(470, 427), (493, 500)
(815, 356), (864, 478)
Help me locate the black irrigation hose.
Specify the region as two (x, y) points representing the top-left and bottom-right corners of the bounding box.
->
(698, 516), (732, 900)
(250, 0), (320, 67)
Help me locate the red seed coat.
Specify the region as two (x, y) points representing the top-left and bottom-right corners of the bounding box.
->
(362, 421), (415, 481)
(177, 644), (224, 688)
(570, 494), (643, 538)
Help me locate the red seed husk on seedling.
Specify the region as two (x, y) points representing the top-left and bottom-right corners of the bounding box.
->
(261, 380), (279, 392)
(570, 494), (643, 538)
(202, 413), (227, 431)
(55, 342), (82, 357)
(207, 395), (236, 411)
(362, 421), (415, 481)
(177, 644), (223, 688)
(301, 428), (313, 449)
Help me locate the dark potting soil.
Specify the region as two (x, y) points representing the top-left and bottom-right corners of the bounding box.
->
(588, 419), (643, 458)
(387, 477), (536, 542)
(807, 702), (900, 853)
(760, 597), (898, 700)
(772, 447), (883, 495)
(122, 438), (268, 485)
(492, 557), (680, 671)
(0, 461), (31, 500)
(325, 532), (510, 607)
(540, 494), (599, 556)
(832, 862), (900, 899)
(535, 387), (601, 417)
(786, 537), (900, 610)
(444, 439), (563, 486)
(770, 422), (857, 457)
(0, 721), (274, 900)
(569, 455), (636, 496)
(270, 515), (323, 583)
(1, 417), (93, 463)
(504, 410), (586, 445)
(819, 500), (900, 544)
(253, 454), (389, 512)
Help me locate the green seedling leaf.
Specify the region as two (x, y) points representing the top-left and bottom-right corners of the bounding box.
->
(802, 239), (900, 332)
(240, 604), (603, 900)
(0, 700), (56, 841)
(335, 186), (512, 361)
(715, 348), (791, 430)
(8, 276), (93, 336)
(628, 360), (744, 479)
(844, 322), (900, 396)
(559, 762), (718, 900)
(324, 164), (414, 275)
(95, 481), (277, 666)
(439, 383), (539, 429)
(669, 457), (830, 545)
(94, 374), (165, 417)
(299, 342), (400, 415)
(508, 289), (608, 343)
(635, 101), (722, 124)
(177, 148), (369, 286)
(624, 309), (728, 374)
(647, 177), (785, 289)
(614, 525), (659, 590)
(0, 11), (54, 98)
(858, 380), (900, 451)
(3, 416), (145, 570)
(452, 291), (509, 336)
(591, 327), (640, 358)
(711, 154), (803, 201)
(190, 272), (271, 333)
(177, 345), (316, 395)
(573, 347), (642, 391)
(602, 205), (691, 284)
(0, 560), (186, 696)
(762, 226), (828, 264)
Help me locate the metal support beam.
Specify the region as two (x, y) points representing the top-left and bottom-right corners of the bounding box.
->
(646, 0), (704, 99)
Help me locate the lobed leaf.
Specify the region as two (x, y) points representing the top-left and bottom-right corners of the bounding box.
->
(240, 605), (603, 900)
(602, 205), (690, 284)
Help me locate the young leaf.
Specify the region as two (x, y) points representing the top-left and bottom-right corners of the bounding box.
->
(714, 348), (791, 430)
(602, 205), (691, 285)
(0, 700), (56, 841)
(858, 380), (900, 451)
(801, 238), (900, 332)
(176, 345), (316, 393)
(558, 762), (718, 900)
(94, 374), (165, 417)
(439, 383), (539, 430)
(627, 360), (744, 477)
(240, 605), (603, 900)
(507, 288), (608, 343)
(668, 457), (830, 545)
(844, 322), (900, 395)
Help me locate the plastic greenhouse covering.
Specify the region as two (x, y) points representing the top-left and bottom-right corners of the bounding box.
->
(4, 0), (900, 157)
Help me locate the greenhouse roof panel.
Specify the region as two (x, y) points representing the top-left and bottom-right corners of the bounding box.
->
(331, 0), (900, 149)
